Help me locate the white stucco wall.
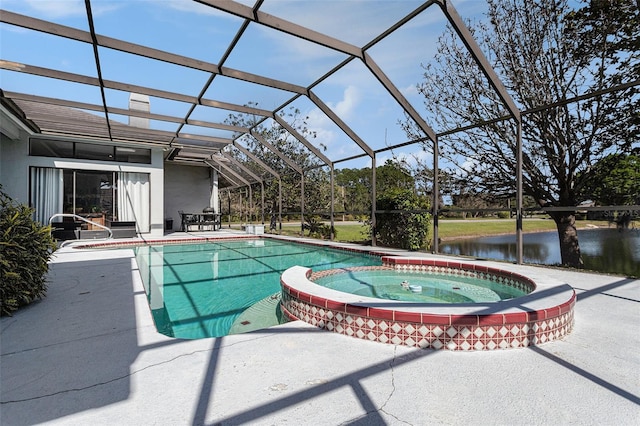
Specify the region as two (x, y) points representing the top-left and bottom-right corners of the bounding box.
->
(1, 146), (166, 237)
(164, 163), (216, 231)
(0, 133), (32, 203)
(1, 107), (224, 237)
(0, 109), (166, 237)
(1, 106), (32, 203)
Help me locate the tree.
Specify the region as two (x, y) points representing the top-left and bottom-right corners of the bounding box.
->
(376, 160), (415, 195)
(375, 188), (431, 251)
(579, 149), (640, 206)
(335, 167), (372, 217)
(450, 190), (502, 218)
(335, 160), (417, 219)
(366, 161), (432, 250)
(224, 105), (329, 232)
(403, 0), (639, 267)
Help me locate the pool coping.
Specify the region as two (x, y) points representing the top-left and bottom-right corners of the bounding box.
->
(72, 234), (258, 249)
(280, 256), (576, 351)
(71, 235), (576, 350)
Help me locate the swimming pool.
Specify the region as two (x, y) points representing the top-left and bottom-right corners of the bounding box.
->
(133, 239), (381, 339)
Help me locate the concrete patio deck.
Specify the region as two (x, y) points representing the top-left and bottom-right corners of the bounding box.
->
(1, 231), (639, 425)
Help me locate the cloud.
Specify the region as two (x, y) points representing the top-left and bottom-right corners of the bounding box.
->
(16, 0), (236, 21)
(257, 1), (369, 45)
(401, 83), (419, 98)
(330, 85), (360, 120)
(260, 0), (436, 47)
(163, 0), (233, 18)
(253, 24), (344, 65)
(395, 149), (429, 165)
(24, 0), (85, 18)
(248, 1), (442, 83)
(460, 157), (478, 175)
(20, 0), (120, 19)
(304, 112), (365, 162)
(306, 108), (337, 149)
(301, 85), (366, 160)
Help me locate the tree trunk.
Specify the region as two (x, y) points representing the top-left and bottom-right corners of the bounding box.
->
(551, 212), (584, 268)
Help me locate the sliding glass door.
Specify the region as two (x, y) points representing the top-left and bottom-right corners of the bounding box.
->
(31, 167), (150, 233)
(65, 171), (115, 226)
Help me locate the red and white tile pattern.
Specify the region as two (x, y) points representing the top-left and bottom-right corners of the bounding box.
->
(280, 259), (576, 351)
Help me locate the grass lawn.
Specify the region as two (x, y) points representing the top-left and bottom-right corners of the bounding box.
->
(270, 218), (614, 243)
(269, 222), (368, 242)
(434, 218), (606, 240)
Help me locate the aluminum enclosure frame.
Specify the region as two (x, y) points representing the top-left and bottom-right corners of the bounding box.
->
(2, 0), (531, 258)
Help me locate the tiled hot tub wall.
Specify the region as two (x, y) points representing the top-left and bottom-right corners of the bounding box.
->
(280, 257), (575, 351)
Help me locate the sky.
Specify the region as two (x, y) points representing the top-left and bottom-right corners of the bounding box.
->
(0, 0), (489, 170)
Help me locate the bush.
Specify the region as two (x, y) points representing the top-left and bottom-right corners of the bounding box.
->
(373, 189), (431, 251)
(304, 215), (336, 240)
(0, 188), (57, 316)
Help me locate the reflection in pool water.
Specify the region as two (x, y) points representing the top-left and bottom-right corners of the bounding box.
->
(439, 228), (639, 276)
(133, 239), (380, 339)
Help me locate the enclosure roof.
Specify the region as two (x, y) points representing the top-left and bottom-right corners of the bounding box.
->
(0, 0), (517, 184)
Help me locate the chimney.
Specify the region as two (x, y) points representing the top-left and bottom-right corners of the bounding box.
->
(128, 93), (150, 128)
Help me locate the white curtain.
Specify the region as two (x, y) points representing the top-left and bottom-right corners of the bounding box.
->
(30, 167), (63, 224)
(117, 172), (150, 233)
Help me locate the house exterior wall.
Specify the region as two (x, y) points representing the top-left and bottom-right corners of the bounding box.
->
(0, 140), (166, 238)
(0, 109), (166, 238)
(0, 106), (32, 203)
(164, 163), (216, 231)
(1, 107), (222, 237)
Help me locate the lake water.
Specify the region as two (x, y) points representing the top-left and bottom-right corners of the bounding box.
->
(439, 228), (640, 276)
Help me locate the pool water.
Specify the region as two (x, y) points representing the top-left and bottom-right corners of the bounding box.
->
(314, 270), (528, 303)
(134, 239), (381, 339)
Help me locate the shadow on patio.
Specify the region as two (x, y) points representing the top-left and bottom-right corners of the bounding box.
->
(2, 249), (638, 425)
(0, 249), (185, 424)
(192, 276), (639, 425)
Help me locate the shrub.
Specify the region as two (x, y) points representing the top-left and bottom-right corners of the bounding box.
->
(373, 189), (431, 251)
(304, 215), (336, 240)
(0, 188), (57, 316)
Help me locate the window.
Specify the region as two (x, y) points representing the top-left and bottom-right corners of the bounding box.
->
(29, 138), (151, 164)
(75, 143), (115, 161)
(30, 138), (74, 158)
(115, 146), (151, 163)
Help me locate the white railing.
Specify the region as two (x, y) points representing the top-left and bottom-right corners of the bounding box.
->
(49, 213), (113, 246)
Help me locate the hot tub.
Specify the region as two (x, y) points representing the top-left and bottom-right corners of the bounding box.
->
(280, 256), (575, 351)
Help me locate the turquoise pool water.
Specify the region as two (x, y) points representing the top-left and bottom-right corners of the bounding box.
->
(134, 239), (381, 339)
(314, 270), (528, 303)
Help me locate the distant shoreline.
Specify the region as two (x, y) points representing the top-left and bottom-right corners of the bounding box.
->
(438, 223), (616, 242)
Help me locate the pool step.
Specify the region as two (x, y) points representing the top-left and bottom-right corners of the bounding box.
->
(228, 293), (288, 335)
